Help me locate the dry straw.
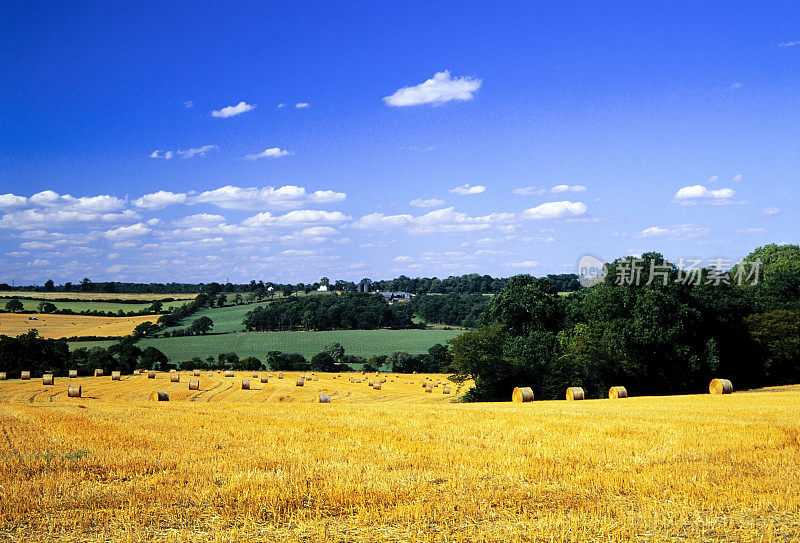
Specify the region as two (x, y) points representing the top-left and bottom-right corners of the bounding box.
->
(709, 378), (733, 395)
(147, 370), (156, 379)
(67, 385), (81, 398)
(94, 369), (103, 377)
(316, 393), (331, 403)
(566, 387), (585, 401)
(224, 371), (234, 377)
(188, 379), (199, 390)
(241, 379), (251, 390)
(21, 371), (30, 380)
(260, 375), (268, 383)
(170, 373), (180, 383)
(149, 391), (169, 401)
(609, 386), (627, 399)
(512, 387), (534, 403)
(296, 377), (304, 387)
(68, 370), (77, 378)
(42, 374), (54, 385)
(111, 371), (121, 381)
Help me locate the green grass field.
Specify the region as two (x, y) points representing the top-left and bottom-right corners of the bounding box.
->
(69, 329), (462, 361)
(4, 299), (158, 313)
(163, 302), (270, 334)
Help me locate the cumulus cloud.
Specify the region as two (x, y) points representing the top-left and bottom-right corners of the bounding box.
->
(245, 147), (292, 160)
(211, 101), (256, 118)
(242, 210), (349, 227)
(383, 71), (482, 107)
(132, 190), (188, 210)
(409, 198), (446, 208)
(295, 102), (310, 109)
(191, 185), (346, 210)
(506, 260), (540, 269)
(521, 201), (587, 220)
(0, 191), (134, 230)
(172, 214), (227, 227)
(0, 194), (28, 208)
(674, 185), (735, 202)
(103, 223), (152, 240)
(449, 184), (486, 195)
(514, 185), (586, 196)
(280, 226), (340, 244)
(151, 145), (217, 159)
(353, 207), (514, 234)
(638, 224), (710, 239)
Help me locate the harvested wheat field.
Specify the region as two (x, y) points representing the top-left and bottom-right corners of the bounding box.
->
(0, 375), (799, 542)
(0, 313), (161, 339)
(0, 291), (196, 302)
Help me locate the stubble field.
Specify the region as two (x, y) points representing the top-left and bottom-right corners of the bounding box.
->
(0, 374), (798, 542)
(0, 313), (165, 339)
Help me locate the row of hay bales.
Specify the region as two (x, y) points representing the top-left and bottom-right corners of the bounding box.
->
(511, 379), (734, 402)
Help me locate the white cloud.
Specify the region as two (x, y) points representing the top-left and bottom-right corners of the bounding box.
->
(736, 227), (765, 234)
(638, 224), (710, 239)
(0, 194), (28, 208)
(151, 145), (216, 159)
(183, 100), (194, 108)
(506, 260), (539, 269)
(514, 185), (586, 196)
(393, 256), (413, 263)
(732, 174), (743, 182)
(512, 187), (545, 196)
(449, 184), (486, 195)
(132, 190), (188, 210)
(191, 185), (346, 210)
(245, 147), (292, 160)
(103, 223), (152, 240)
(383, 71), (482, 107)
(779, 40), (800, 47)
(211, 101), (256, 118)
(674, 185), (735, 202)
(409, 198), (446, 208)
(172, 214), (227, 227)
(549, 184), (587, 193)
(352, 212), (414, 230)
(707, 175), (719, 183)
(242, 209), (349, 227)
(0, 191), (134, 230)
(353, 207), (514, 234)
(295, 102), (310, 109)
(280, 226), (339, 244)
(522, 201), (587, 220)
(277, 103), (285, 109)
(762, 207), (780, 215)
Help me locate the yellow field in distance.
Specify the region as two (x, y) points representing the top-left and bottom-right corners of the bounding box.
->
(0, 313), (162, 339)
(0, 374), (798, 542)
(0, 291), (196, 301)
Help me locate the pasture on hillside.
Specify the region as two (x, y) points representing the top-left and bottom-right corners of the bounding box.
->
(69, 329), (463, 361)
(2, 298), (156, 313)
(0, 375), (798, 542)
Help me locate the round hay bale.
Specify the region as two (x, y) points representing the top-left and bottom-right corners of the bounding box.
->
(709, 378), (733, 395)
(170, 373), (180, 383)
(111, 371), (121, 381)
(443, 385), (451, 394)
(368, 379), (375, 386)
(355, 378), (361, 383)
(147, 370), (156, 379)
(421, 382), (427, 388)
(425, 385), (433, 393)
(296, 377), (304, 387)
(409, 380), (414, 384)
(608, 386), (627, 399)
(188, 379), (200, 390)
(209, 372), (214, 377)
(380, 378), (386, 383)
(312, 376), (318, 381)
(316, 393), (331, 403)
(94, 369), (103, 377)
(67, 384), (81, 398)
(373, 383), (381, 390)
(193, 370), (201, 377)
(260, 375), (268, 383)
(512, 386), (534, 403)
(224, 370), (234, 377)
(0, 372), (6, 380)
(21, 371), (30, 380)
(241, 379), (251, 390)
(278, 372), (284, 379)
(42, 374), (54, 385)
(149, 391), (169, 402)
(566, 387), (585, 401)
(68, 369), (77, 378)
(252, 373), (258, 378)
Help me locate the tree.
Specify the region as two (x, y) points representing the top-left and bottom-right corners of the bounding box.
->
(80, 278), (92, 292)
(310, 352), (337, 372)
(63, 282), (72, 292)
(44, 279), (55, 291)
(320, 277), (330, 287)
(140, 346), (169, 370)
(4, 299), (23, 312)
(37, 301), (57, 313)
(148, 301), (163, 313)
(323, 342), (345, 363)
(190, 316), (214, 335)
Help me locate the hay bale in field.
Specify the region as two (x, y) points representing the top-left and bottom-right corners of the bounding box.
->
(425, 385), (433, 393)
(147, 370), (156, 379)
(368, 379), (375, 386)
(0, 372), (6, 380)
(94, 369), (103, 377)
(170, 373), (180, 383)
(149, 391), (169, 401)
(433, 383), (439, 387)
(421, 382), (427, 388)
(241, 379), (251, 390)
(409, 380), (414, 384)
(373, 383), (382, 390)
(260, 375), (268, 383)
(193, 370), (201, 377)
(316, 393), (331, 403)
(111, 371), (121, 381)
(67, 385), (81, 398)
(209, 372), (214, 377)
(224, 370), (234, 377)
(278, 372), (284, 379)
(355, 378), (361, 383)
(189, 379), (200, 390)
(608, 386), (627, 399)
(709, 378), (733, 395)
(69, 369), (78, 378)
(443, 385), (451, 394)
(512, 387), (534, 403)
(42, 374), (54, 385)
(21, 371), (30, 380)
(252, 373), (258, 378)
(296, 376), (304, 387)
(566, 387), (585, 401)
(312, 376), (319, 381)
(380, 378), (386, 383)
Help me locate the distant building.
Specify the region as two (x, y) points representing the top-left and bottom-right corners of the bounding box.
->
(377, 291), (413, 303)
(317, 285), (328, 292)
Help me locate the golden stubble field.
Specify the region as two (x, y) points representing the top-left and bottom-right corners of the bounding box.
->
(0, 373), (799, 542)
(0, 313), (161, 339)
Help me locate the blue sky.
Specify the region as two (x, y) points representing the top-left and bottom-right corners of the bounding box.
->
(1, 1), (798, 284)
